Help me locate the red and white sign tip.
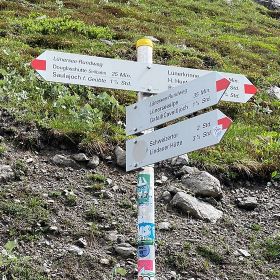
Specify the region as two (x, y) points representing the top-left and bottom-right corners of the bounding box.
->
(244, 84), (258, 95)
(218, 116), (232, 129)
(216, 78), (230, 92)
(31, 59), (46, 71)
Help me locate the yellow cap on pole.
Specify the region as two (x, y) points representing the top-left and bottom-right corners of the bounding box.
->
(136, 38), (153, 48)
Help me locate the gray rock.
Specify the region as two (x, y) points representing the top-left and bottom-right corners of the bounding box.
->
(168, 185), (183, 195)
(100, 258), (110, 265)
(100, 190), (114, 199)
(170, 154), (189, 166)
(238, 249), (251, 257)
(268, 86), (280, 100)
(49, 225), (59, 233)
(161, 191), (172, 202)
(145, 36), (160, 42)
(52, 155), (79, 169)
(254, 0), (280, 10)
(100, 39), (114, 46)
(158, 221), (171, 230)
(67, 245), (84, 256)
(72, 153), (89, 162)
(26, 158), (34, 163)
(105, 231), (125, 243)
(177, 166), (200, 176)
(170, 271), (177, 279)
(76, 237), (88, 248)
(236, 197), (258, 210)
(171, 192), (223, 223)
(181, 171), (222, 199)
(0, 165), (15, 182)
(161, 175), (168, 182)
(114, 146), (126, 168)
(87, 155), (100, 169)
(273, 213), (280, 221)
(114, 243), (136, 258)
(106, 178), (113, 185)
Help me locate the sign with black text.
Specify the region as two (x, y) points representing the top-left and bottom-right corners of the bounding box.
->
(126, 72), (230, 135)
(126, 109), (232, 171)
(31, 50), (257, 103)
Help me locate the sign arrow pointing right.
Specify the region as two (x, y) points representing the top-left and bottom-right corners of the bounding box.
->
(126, 72), (230, 135)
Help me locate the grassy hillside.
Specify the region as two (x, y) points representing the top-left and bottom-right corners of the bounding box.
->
(0, 0), (279, 178)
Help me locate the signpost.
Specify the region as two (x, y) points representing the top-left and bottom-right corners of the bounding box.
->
(31, 39), (257, 280)
(31, 50), (257, 103)
(126, 72), (230, 135)
(126, 109), (232, 171)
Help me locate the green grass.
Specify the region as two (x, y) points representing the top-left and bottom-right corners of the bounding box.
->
(0, 195), (50, 240)
(0, 0), (279, 177)
(196, 245), (224, 264)
(87, 172), (106, 183)
(262, 235), (280, 261)
(0, 240), (48, 280)
(0, 144), (6, 155)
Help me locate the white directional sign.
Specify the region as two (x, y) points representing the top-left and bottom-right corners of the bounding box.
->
(126, 72), (230, 135)
(126, 109), (232, 171)
(31, 50), (257, 103)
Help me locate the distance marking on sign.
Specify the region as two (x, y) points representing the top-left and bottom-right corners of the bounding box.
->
(126, 72), (230, 135)
(126, 109), (232, 171)
(31, 50), (257, 103)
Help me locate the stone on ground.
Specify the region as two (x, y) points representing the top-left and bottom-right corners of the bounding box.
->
(236, 196), (258, 210)
(52, 154), (80, 169)
(171, 192), (223, 223)
(114, 146), (126, 168)
(181, 171), (222, 198)
(0, 165), (15, 182)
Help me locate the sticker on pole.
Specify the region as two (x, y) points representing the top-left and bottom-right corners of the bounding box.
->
(138, 223), (155, 243)
(137, 174), (152, 205)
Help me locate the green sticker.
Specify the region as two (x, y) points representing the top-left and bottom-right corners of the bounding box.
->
(137, 174), (151, 205)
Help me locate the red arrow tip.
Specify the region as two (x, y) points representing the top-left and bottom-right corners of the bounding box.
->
(244, 84), (257, 95)
(216, 78), (230, 92)
(218, 117), (232, 129)
(31, 59), (46, 71)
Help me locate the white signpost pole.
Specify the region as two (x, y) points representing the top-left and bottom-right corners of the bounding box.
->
(136, 38), (156, 280)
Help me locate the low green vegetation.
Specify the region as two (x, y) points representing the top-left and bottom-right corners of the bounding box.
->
(0, 195), (50, 240)
(118, 197), (133, 209)
(87, 172), (106, 191)
(196, 245), (224, 264)
(87, 172), (106, 183)
(0, 240), (47, 280)
(251, 223), (262, 232)
(0, 0), (279, 177)
(0, 144), (6, 155)
(262, 235), (280, 261)
(84, 205), (105, 223)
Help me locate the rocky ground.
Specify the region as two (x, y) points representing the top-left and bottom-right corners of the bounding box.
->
(0, 110), (279, 280)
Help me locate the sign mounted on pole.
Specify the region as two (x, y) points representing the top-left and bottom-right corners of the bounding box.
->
(126, 109), (232, 171)
(126, 72), (230, 135)
(31, 50), (257, 103)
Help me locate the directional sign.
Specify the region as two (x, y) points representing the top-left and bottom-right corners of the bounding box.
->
(126, 72), (230, 135)
(31, 50), (257, 103)
(126, 109), (232, 171)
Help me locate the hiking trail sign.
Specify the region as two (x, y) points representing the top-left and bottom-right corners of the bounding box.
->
(126, 109), (232, 171)
(126, 72), (230, 135)
(31, 50), (257, 103)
